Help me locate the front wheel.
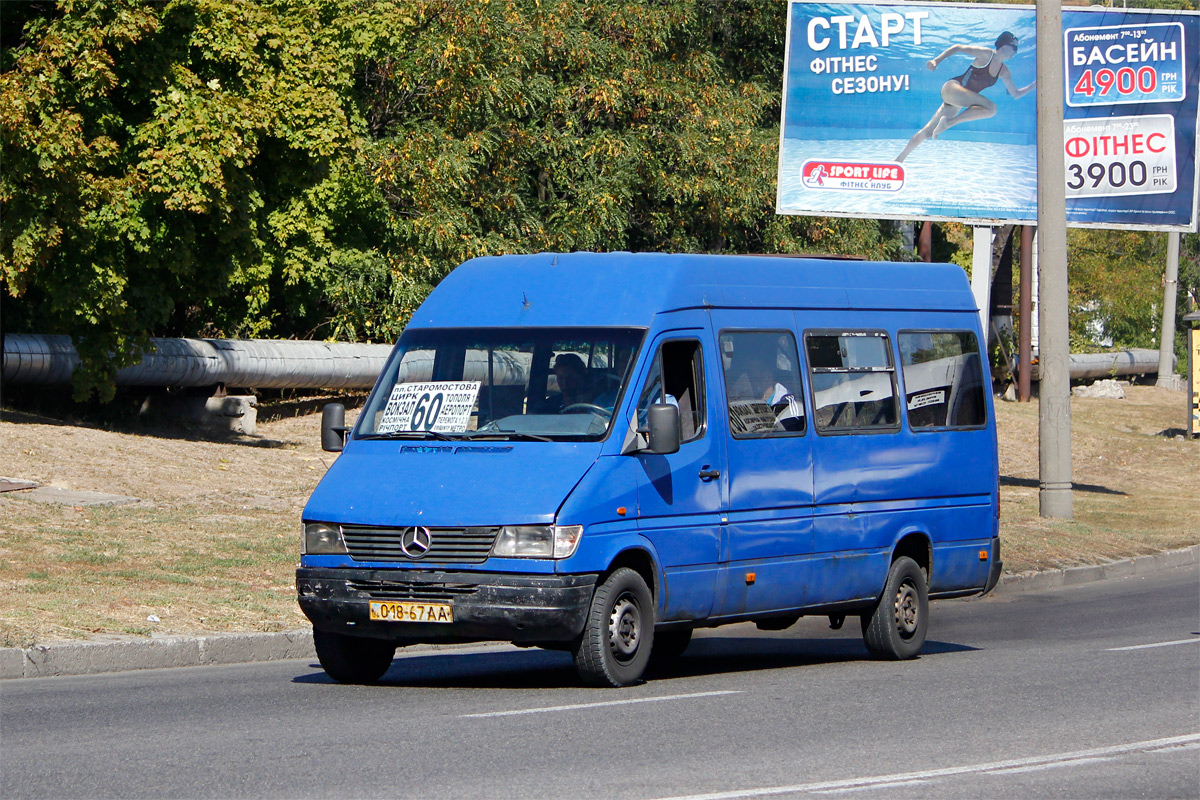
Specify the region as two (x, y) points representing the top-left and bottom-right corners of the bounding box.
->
(861, 556), (928, 660)
(573, 568), (654, 687)
(313, 629), (397, 684)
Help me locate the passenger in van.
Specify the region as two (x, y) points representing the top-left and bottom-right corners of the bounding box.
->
(729, 350), (804, 432)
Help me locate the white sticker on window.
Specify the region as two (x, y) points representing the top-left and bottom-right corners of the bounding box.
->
(907, 390), (946, 411)
(729, 400), (778, 435)
(377, 381), (481, 433)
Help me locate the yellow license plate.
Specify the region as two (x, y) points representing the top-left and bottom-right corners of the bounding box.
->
(369, 601), (453, 623)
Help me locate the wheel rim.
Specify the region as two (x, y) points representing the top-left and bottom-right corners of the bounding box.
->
(608, 592), (642, 664)
(894, 580), (920, 638)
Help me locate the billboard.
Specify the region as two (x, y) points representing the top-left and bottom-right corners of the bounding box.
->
(777, 2), (1200, 231)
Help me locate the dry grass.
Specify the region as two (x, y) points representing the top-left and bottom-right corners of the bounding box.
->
(0, 386), (1196, 648)
(0, 409), (335, 648)
(997, 386), (1199, 573)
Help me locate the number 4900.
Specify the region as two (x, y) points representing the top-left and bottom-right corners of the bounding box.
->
(1073, 67), (1156, 97)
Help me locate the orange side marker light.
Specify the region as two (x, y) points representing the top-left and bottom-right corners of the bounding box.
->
(979, 550), (989, 561)
(746, 572), (756, 585)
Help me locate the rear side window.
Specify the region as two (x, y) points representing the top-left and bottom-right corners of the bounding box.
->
(805, 331), (899, 432)
(898, 331), (988, 429)
(719, 331), (806, 437)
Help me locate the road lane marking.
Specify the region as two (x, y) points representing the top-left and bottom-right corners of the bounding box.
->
(984, 755), (1118, 775)
(648, 733), (1200, 800)
(1144, 741), (1200, 754)
(813, 779), (929, 794)
(461, 690), (741, 718)
(1106, 638), (1199, 652)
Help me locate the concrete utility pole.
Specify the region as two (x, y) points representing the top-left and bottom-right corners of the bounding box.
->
(1036, 0), (1073, 518)
(1019, 226), (1034, 402)
(1157, 231), (1181, 386)
(971, 226), (994, 336)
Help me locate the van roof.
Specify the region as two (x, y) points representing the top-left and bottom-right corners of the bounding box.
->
(410, 252), (976, 329)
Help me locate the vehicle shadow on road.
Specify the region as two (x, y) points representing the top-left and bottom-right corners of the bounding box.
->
(648, 636), (977, 680)
(291, 637), (978, 689)
(294, 648), (582, 688)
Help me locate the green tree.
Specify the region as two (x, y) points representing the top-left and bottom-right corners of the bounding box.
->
(1068, 229), (1200, 373)
(357, 1), (899, 316)
(1, 0), (393, 399)
(3, 0), (901, 401)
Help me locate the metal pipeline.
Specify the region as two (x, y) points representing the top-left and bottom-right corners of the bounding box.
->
(1, 334), (394, 390)
(1032, 348), (1174, 381)
(1, 334), (1174, 391)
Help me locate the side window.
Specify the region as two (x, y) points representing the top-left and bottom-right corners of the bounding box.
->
(636, 339), (705, 442)
(805, 331), (899, 432)
(719, 331), (806, 437)
(898, 331), (988, 429)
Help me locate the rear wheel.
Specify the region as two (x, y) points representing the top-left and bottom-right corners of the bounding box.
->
(313, 629), (397, 684)
(573, 568), (654, 687)
(861, 556), (928, 660)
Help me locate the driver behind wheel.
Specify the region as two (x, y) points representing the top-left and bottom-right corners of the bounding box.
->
(552, 353), (593, 410)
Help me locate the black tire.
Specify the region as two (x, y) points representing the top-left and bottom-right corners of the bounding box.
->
(861, 556), (928, 660)
(650, 628), (693, 663)
(313, 628), (397, 684)
(573, 567), (654, 687)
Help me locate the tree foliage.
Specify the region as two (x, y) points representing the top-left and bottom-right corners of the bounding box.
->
(1, 0), (913, 401)
(357, 1), (898, 319)
(1, 0), (394, 399)
(1067, 229), (1200, 373)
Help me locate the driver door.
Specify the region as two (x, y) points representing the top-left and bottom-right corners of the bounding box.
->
(631, 318), (728, 622)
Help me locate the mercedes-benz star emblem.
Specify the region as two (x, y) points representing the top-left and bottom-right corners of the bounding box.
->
(399, 526), (433, 558)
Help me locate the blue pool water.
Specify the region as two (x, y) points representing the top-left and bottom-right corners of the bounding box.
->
(777, 136), (1038, 222)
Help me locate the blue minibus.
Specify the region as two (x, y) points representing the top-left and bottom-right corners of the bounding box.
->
(297, 252), (1001, 686)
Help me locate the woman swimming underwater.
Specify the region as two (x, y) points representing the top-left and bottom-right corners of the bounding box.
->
(896, 31), (1035, 163)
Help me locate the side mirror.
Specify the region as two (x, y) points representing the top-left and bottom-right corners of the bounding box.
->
(645, 403), (680, 455)
(321, 403), (348, 452)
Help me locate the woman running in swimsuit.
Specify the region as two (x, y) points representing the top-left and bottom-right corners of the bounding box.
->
(896, 31), (1035, 163)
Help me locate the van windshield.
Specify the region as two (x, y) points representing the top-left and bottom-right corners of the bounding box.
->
(357, 327), (645, 442)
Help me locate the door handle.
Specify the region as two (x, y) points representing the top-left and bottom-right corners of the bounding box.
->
(699, 468), (721, 481)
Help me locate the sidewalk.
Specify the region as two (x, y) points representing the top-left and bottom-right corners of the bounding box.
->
(3, 545), (1196, 680)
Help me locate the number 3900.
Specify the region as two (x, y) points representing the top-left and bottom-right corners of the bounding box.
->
(1067, 160), (1147, 192)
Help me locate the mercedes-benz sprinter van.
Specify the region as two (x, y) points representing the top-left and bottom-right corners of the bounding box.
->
(298, 252), (1001, 687)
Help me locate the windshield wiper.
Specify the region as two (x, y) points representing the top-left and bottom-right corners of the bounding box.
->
(487, 431), (552, 443)
(469, 429), (553, 442)
(362, 430), (455, 442)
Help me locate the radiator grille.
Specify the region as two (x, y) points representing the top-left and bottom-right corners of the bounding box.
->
(340, 526), (499, 564)
(347, 579), (481, 602)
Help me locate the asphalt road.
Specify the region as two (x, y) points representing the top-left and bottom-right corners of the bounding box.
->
(3, 564), (1197, 799)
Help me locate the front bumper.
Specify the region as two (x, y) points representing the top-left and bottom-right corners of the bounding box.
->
(296, 567), (597, 645)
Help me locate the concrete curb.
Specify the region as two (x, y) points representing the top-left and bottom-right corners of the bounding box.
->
(3, 544), (1197, 680)
(0, 630), (315, 680)
(997, 544), (1199, 593)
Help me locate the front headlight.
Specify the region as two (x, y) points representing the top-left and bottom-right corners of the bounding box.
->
(302, 522), (347, 555)
(492, 525), (583, 559)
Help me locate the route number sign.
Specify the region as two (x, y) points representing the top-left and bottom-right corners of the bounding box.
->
(377, 381), (481, 434)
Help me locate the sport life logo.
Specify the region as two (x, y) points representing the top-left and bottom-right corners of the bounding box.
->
(802, 160), (905, 192)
